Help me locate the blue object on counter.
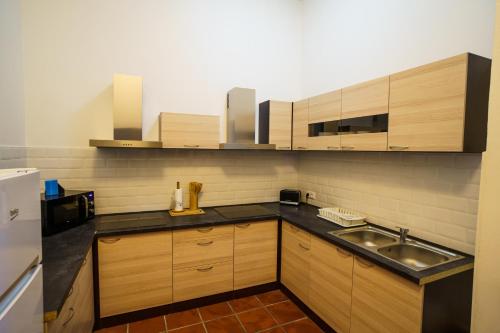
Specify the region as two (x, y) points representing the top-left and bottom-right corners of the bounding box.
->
(45, 179), (59, 196)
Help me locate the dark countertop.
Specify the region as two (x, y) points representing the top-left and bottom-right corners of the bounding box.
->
(42, 202), (474, 320)
(42, 221), (95, 321)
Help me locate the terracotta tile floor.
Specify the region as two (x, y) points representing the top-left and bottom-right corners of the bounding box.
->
(94, 290), (325, 333)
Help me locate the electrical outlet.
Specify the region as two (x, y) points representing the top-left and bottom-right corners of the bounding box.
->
(306, 191), (316, 200)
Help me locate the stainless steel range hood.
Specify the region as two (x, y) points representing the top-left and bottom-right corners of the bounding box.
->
(219, 87), (275, 150)
(89, 74), (162, 148)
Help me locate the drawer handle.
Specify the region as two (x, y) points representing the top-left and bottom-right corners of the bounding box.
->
(341, 146), (355, 150)
(327, 146), (340, 150)
(184, 144), (200, 148)
(278, 146), (291, 149)
(299, 243), (310, 251)
(356, 257), (374, 268)
(197, 240), (214, 246)
(9, 208), (19, 221)
(68, 287), (74, 297)
(289, 225), (300, 232)
(99, 238), (121, 244)
(389, 146), (409, 151)
(295, 146), (307, 150)
(336, 247), (352, 257)
(196, 266), (214, 272)
(235, 223), (250, 229)
(62, 307), (75, 327)
(82, 258), (87, 266)
(197, 227), (213, 233)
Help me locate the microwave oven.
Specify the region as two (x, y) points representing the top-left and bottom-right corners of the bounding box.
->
(41, 190), (95, 236)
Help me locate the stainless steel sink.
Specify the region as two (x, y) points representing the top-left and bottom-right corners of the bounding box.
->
(329, 226), (398, 248)
(377, 243), (455, 270)
(328, 225), (464, 271)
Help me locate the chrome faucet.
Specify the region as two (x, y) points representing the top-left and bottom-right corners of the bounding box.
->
(397, 227), (410, 243)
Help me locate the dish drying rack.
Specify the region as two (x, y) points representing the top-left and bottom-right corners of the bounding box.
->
(317, 207), (367, 227)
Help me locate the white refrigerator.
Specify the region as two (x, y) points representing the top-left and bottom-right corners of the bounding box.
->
(0, 169), (43, 333)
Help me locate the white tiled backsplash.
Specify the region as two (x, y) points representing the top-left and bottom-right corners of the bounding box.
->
(0, 146), (480, 254)
(298, 152), (481, 254)
(24, 147), (298, 215)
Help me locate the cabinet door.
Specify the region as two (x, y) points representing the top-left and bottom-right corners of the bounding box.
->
(234, 220), (277, 289)
(281, 222), (310, 303)
(340, 132), (387, 151)
(73, 248), (94, 333)
(350, 256), (424, 333)
(160, 112), (220, 149)
(388, 54), (468, 152)
(269, 102), (292, 150)
(308, 90), (341, 123)
(342, 76), (389, 119)
(98, 232), (173, 317)
(292, 99), (309, 150)
(310, 237), (353, 333)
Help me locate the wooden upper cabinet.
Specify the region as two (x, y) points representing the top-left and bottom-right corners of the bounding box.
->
(310, 236), (353, 333)
(350, 256), (424, 333)
(292, 99), (309, 150)
(340, 76), (389, 151)
(259, 101), (292, 150)
(342, 76), (389, 119)
(160, 112), (220, 149)
(98, 232), (173, 317)
(308, 90), (342, 123)
(308, 90), (342, 150)
(388, 53), (491, 152)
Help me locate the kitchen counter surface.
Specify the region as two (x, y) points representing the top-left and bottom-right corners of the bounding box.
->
(42, 221), (95, 321)
(42, 202), (474, 320)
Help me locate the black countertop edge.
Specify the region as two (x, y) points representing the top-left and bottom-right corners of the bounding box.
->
(42, 202), (474, 318)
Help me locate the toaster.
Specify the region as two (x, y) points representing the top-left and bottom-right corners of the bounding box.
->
(280, 189), (301, 206)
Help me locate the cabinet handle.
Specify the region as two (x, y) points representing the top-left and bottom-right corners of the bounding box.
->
(235, 223), (250, 229)
(9, 208), (19, 221)
(68, 287), (74, 298)
(389, 146), (409, 151)
(278, 146), (291, 149)
(184, 144), (200, 148)
(341, 146), (355, 150)
(355, 257), (374, 268)
(82, 258), (87, 266)
(289, 225), (300, 232)
(299, 243), (310, 251)
(295, 146), (307, 150)
(99, 238), (121, 244)
(196, 266), (214, 272)
(327, 146), (340, 150)
(196, 240), (214, 246)
(336, 247), (352, 257)
(62, 307), (75, 327)
(197, 227), (213, 233)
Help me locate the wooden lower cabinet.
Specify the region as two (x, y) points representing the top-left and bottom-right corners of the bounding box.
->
(350, 256), (424, 333)
(281, 222), (311, 304)
(309, 237), (353, 333)
(234, 220), (278, 289)
(98, 232), (173, 317)
(46, 248), (94, 333)
(173, 260), (233, 302)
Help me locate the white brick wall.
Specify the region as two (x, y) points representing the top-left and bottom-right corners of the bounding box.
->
(25, 147), (298, 215)
(0, 146), (27, 168)
(0, 146), (481, 253)
(298, 152), (481, 254)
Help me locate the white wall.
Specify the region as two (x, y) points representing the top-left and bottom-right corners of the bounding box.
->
(0, 0), (25, 146)
(21, 0), (303, 147)
(302, 0), (496, 96)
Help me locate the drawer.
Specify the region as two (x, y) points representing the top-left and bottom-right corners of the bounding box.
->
(173, 261), (234, 302)
(173, 225), (234, 269)
(282, 221), (311, 246)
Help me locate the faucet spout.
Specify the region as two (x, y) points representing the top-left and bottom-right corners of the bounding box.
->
(396, 227), (410, 243)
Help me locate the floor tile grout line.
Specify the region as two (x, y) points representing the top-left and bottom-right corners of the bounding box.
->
(196, 308), (209, 333)
(227, 301), (248, 333)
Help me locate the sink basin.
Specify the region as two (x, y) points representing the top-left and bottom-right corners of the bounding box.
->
(329, 227), (398, 248)
(377, 243), (452, 270)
